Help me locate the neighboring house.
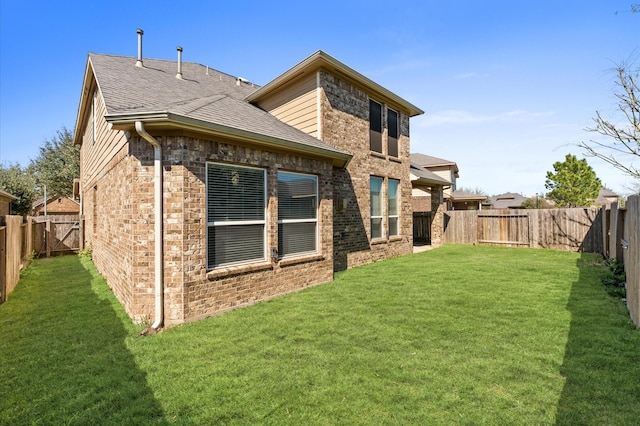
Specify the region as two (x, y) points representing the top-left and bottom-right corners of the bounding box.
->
(487, 192), (528, 209)
(450, 190), (486, 210)
(594, 188), (619, 207)
(73, 32), (423, 327)
(410, 153), (459, 196)
(410, 153), (461, 210)
(32, 196), (80, 216)
(410, 162), (450, 245)
(0, 189), (18, 216)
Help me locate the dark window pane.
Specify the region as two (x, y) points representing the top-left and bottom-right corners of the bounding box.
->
(278, 222), (317, 257)
(207, 164), (265, 223)
(208, 224), (264, 267)
(388, 109), (398, 157)
(369, 99), (382, 153)
(278, 173), (317, 220)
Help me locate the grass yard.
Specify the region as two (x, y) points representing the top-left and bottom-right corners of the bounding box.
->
(1, 246), (639, 425)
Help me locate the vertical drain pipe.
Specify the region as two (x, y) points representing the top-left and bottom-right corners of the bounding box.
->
(135, 121), (163, 330)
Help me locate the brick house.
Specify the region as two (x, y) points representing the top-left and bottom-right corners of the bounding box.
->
(32, 196), (80, 216)
(0, 190), (17, 216)
(73, 33), (425, 327)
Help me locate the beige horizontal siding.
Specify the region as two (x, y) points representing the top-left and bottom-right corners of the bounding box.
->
(255, 73), (318, 138)
(80, 89), (129, 187)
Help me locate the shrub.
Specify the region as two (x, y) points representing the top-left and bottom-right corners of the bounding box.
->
(601, 258), (626, 298)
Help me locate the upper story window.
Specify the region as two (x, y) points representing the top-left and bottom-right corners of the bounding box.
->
(370, 176), (383, 239)
(369, 99), (383, 153)
(207, 163), (266, 269)
(278, 171), (318, 258)
(387, 109), (398, 158)
(388, 179), (399, 237)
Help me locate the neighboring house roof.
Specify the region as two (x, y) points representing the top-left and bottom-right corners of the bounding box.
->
(247, 50), (424, 117)
(32, 196), (80, 209)
(410, 162), (451, 186)
(0, 189), (18, 201)
(594, 188), (619, 206)
(410, 153), (460, 176)
(73, 53), (352, 167)
(488, 192), (527, 209)
(450, 190), (487, 202)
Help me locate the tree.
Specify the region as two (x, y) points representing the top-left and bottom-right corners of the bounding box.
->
(521, 195), (552, 209)
(579, 63), (639, 183)
(0, 163), (37, 215)
(545, 154), (602, 207)
(30, 126), (79, 198)
(457, 186), (488, 196)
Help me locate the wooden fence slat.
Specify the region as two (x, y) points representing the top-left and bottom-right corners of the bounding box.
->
(444, 208), (601, 252)
(623, 195), (639, 327)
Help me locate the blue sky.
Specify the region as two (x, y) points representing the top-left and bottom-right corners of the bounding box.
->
(1, 0), (638, 196)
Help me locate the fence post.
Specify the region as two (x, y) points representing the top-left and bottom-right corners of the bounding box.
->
(602, 207), (610, 258)
(610, 202), (619, 261)
(45, 219), (51, 258)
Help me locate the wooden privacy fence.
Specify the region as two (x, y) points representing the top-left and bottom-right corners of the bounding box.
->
(443, 208), (603, 252)
(0, 216), (33, 303)
(31, 215), (83, 257)
(617, 196), (639, 327)
(0, 215), (83, 303)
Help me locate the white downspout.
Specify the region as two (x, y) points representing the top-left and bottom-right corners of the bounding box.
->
(135, 121), (163, 330)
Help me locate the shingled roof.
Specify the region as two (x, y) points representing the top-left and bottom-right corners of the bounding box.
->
(410, 153), (459, 175)
(74, 53), (351, 166)
(410, 162), (451, 186)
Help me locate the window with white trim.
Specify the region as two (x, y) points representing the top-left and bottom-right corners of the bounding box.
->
(207, 163), (266, 268)
(388, 178), (399, 237)
(370, 176), (383, 239)
(278, 171), (318, 258)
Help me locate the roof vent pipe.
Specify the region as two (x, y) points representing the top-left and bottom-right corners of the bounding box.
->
(176, 46), (183, 79)
(135, 28), (144, 67)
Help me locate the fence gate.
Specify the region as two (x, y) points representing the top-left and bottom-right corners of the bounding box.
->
(477, 212), (531, 247)
(32, 215), (82, 256)
(413, 212), (433, 244)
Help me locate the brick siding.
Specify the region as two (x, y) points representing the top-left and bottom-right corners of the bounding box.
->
(319, 71), (413, 270)
(83, 133), (335, 325)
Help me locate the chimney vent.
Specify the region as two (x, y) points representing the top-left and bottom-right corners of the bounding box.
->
(135, 28), (144, 67)
(176, 46), (183, 79)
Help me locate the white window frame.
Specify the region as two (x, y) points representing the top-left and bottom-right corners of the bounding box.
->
(206, 162), (267, 269)
(277, 171), (319, 259)
(370, 176), (384, 240)
(388, 178), (400, 237)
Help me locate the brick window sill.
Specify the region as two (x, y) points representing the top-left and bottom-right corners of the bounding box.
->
(206, 261), (273, 280)
(388, 156), (402, 164)
(371, 236), (404, 245)
(369, 151), (386, 159)
(279, 253), (325, 267)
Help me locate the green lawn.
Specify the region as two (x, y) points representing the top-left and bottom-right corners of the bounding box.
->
(1, 246), (639, 425)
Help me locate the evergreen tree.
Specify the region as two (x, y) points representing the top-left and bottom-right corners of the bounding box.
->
(545, 154), (602, 207)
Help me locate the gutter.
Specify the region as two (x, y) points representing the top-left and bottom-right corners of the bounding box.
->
(107, 112), (352, 168)
(135, 121), (164, 330)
